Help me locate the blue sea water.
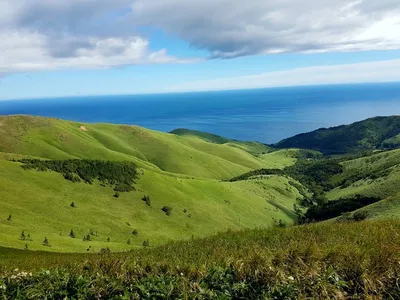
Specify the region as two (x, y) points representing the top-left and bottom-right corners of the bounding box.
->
(1, 83), (400, 143)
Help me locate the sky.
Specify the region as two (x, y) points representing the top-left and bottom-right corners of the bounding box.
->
(1, 0), (400, 100)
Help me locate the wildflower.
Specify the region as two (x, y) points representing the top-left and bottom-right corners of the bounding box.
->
(45, 270), (50, 275)
(10, 275), (17, 280)
(180, 272), (184, 276)
(14, 269), (18, 272)
(288, 276), (295, 281)
(0, 285), (6, 290)
(29, 273), (32, 277)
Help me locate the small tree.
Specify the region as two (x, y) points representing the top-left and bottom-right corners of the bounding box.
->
(7, 214), (12, 221)
(43, 237), (49, 246)
(127, 239), (131, 245)
(24, 243), (29, 251)
(142, 240), (149, 247)
(161, 206), (172, 216)
(69, 229), (76, 238)
(70, 202), (76, 208)
(132, 229), (138, 236)
(27, 234), (31, 241)
(20, 231), (26, 241)
(142, 195), (151, 206)
(107, 237), (110, 242)
(83, 234), (91, 241)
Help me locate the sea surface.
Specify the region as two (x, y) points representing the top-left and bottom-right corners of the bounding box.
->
(1, 83), (400, 143)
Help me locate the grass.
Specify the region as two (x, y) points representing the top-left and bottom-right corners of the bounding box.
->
(0, 116), (287, 180)
(0, 158), (300, 252)
(0, 220), (399, 298)
(0, 115), (303, 252)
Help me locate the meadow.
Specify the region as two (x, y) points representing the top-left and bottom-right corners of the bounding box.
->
(0, 219), (399, 299)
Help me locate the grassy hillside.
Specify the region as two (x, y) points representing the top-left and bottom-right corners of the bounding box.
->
(1, 220), (399, 298)
(0, 116), (289, 179)
(275, 115), (400, 154)
(0, 115), (303, 252)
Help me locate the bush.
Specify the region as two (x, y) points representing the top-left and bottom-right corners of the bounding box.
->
(114, 183), (135, 192)
(20, 231), (26, 241)
(142, 195), (151, 206)
(353, 210), (369, 221)
(161, 206), (173, 216)
(142, 240), (149, 247)
(114, 192), (120, 198)
(7, 214), (11, 221)
(70, 202), (76, 208)
(83, 234), (91, 242)
(132, 229), (138, 236)
(69, 229), (76, 239)
(42, 237), (50, 247)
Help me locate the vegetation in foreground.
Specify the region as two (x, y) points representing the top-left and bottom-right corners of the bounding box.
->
(0, 220), (399, 299)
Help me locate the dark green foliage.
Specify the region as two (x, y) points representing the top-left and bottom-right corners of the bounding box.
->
(42, 237), (49, 247)
(142, 195), (151, 206)
(275, 116), (400, 154)
(20, 159), (138, 192)
(114, 183), (135, 192)
(127, 239), (131, 245)
(305, 195), (380, 221)
(69, 230), (75, 239)
(70, 202), (75, 208)
(229, 168), (284, 182)
(20, 231), (26, 241)
(132, 229), (138, 236)
(142, 240), (149, 247)
(7, 214), (11, 221)
(113, 192), (120, 198)
(353, 210), (369, 221)
(107, 237), (110, 243)
(83, 234), (91, 242)
(161, 206), (172, 216)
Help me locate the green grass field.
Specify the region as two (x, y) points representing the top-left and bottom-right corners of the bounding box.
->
(1, 220), (399, 299)
(0, 115), (302, 252)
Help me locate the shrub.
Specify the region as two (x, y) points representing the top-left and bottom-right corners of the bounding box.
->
(107, 237), (110, 242)
(142, 240), (149, 247)
(162, 206), (173, 216)
(353, 210), (369, 221)
(23, 243), (28, 251)
(83, 234), (91, 241)
(142, 195), (151, 206)
(42, 237), (50, 247)
(70, 201), (76, 208)
(114, 192), (120, 198)
(132, 229), (138, 236)
(183, 209), (187, 213)
(69, 229), (76, 238)
(7, 214), (11, 221)
(127, 239), (131, 245)
(114, 183), (135, 192)
(20, 231), (26, 241)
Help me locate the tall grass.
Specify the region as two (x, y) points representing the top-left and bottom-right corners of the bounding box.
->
(1, 220), (399, 298)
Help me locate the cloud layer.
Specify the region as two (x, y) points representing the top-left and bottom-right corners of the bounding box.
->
(1, 0), (400, 73)
(131, 0), (400, 58)
(165, 59), (400, 92)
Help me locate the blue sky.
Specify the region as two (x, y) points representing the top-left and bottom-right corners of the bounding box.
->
(1, 0), (400, 100)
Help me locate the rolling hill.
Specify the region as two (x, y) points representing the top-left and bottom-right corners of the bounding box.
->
(0, 115), (302, 252)
(275, 116), (400, 154)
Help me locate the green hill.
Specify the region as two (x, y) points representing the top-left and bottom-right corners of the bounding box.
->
(0, 115), (302, 252)
(275, 116), (400, 154)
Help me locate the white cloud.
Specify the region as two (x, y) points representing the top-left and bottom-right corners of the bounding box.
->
(165, 59), (400, 92)
(1, 0), (400, 73)
(131, 0), (400, 57)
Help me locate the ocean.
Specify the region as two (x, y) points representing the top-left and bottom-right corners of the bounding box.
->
(1, 82), (400, 143)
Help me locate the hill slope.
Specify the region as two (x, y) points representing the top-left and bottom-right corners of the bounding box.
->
(275, 116), (400, 154)
(0, 115), (288, 180)
(0, 115), (302, 252)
